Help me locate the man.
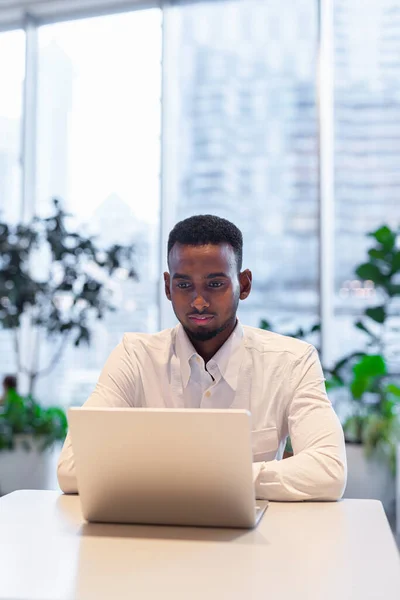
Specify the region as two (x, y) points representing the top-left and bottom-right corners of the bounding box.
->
(58, 214), (347, 500)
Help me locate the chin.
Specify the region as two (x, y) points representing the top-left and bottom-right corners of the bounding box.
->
(183, 322), (225, 342)
(189, 330), (221, 342)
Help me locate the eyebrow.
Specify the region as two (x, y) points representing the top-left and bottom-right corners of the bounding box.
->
(172, 272), (228, 280)
(205, 272), (228, 279)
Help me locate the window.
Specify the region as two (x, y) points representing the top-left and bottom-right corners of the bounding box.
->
(0, 30), (25, 378)
(0, 30), (25, 223)
(333, 0), (400, 362)
(34, 10), (162, 405)
(162, 0), (320, 337)
(3, 0), (400, 406)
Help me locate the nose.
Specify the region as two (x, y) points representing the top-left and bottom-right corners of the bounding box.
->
(190, 292), (210, 312)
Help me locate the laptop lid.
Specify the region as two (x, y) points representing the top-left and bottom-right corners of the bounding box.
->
(67, 407), (259, 528)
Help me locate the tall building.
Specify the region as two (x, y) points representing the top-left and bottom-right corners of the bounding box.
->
(36, 40), (74, 211)
(335, 0), (400, 284)
(329, 0), (400, 364)
(172, 0), (319, 328)
(0, 115), (21, 223)
(0, 115), (22, 381)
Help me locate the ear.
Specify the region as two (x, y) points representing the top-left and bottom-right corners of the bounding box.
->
(239, 269), (252, 300)
(164, 272), (172, 301)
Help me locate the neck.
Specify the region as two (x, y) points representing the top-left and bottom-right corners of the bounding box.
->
(187, 318), (237, 363)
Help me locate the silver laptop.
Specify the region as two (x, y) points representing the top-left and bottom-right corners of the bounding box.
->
(67, 407), (268, 529)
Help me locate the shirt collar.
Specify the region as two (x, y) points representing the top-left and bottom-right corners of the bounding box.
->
(174, 324), (198, 388)
(174, 321), (244, 391)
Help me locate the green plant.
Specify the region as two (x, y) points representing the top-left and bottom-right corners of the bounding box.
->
(0, 386), (67, 452)
(0, 198), (137, 394)
(339, 354), (400, 473)
(353, 225), (400, 353)
(335, 225), (400, 472)
(260, 224), (400, 472)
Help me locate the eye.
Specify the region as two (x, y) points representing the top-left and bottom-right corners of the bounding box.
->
(209, 281), (224, 288)
(176, 282), (192, 289)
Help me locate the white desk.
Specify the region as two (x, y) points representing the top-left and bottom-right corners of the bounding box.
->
(0, 491), (399, 600)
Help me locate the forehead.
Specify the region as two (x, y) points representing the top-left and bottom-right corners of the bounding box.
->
(168, 243), (237, 274)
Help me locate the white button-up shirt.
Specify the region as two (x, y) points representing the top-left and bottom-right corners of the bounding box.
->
(58, 323), (347, 501)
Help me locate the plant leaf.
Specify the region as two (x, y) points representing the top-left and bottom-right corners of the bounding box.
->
(386, 384), (400, 398)
(353, 354), (387, 378)
(350, 378), (368, 400)
(350, 354), (387, 399)
(368, 225), (396, 251)
(368, 248), (387, 261)
(355, 262), (384, 283)
(391, 250), (400, 273)
(365, 306), (386, 324)
(325, 374), (343, 391)
(386, 283), (400, 297)
(355, 320), (376, 339)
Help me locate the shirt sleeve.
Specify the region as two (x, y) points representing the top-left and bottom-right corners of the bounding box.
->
(57, 335), (136, 494)
(254, 345), (347, 501)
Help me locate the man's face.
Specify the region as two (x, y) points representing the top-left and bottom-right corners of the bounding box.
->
(164, 243), (251, 342)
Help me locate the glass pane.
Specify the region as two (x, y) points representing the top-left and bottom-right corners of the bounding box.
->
(334, 0), (400, 364)
(0, 30), (25, 379)
(0, 30), (25, 223)
(163, 0), (319, 340)
(35, 10), (162, 405)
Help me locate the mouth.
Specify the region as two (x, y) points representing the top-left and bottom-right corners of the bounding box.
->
(188, 315), (215, 326)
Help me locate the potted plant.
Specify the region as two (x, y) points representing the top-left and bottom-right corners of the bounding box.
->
(0, 377), (67, 494)
(0, 199), (138, 493)
(327, 352), (399, 517)
(0, 198), (137, 395)
(329, 225), (400, 519)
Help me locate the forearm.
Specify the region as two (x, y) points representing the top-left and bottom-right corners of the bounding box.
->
(254, 446), (347, 501)
(57, 432), (78, 494)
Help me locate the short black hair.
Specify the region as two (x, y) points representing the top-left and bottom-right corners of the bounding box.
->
(167, 214), (243, 271)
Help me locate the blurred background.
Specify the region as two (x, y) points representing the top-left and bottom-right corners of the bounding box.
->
(0, 0), (400, 536)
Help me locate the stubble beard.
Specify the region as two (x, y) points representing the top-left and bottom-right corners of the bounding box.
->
(183, 313), (237, 342)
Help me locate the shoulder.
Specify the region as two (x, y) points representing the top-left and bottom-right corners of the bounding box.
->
(121, 328), (175, 352)
(242, 325), (314, 361)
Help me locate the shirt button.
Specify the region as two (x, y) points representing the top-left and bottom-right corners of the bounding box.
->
(205, 391), (211, 398)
